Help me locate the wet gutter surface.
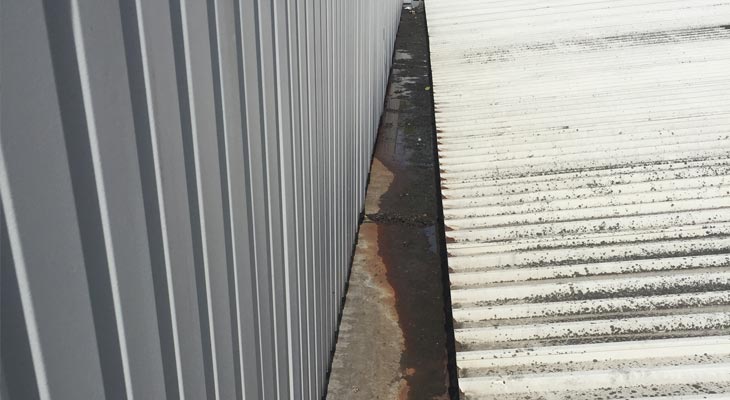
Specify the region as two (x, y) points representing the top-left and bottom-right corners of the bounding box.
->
(327, 4), (454, 399)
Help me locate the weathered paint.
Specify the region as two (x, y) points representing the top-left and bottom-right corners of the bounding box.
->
(425, 0), (730, 398)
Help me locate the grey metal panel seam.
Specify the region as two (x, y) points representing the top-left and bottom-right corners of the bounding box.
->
(0, 0), (402, 399)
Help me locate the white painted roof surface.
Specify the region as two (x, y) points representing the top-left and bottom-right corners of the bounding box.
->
(425, 0), (730, 398)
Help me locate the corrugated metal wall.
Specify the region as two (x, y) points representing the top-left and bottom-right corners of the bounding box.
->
(0, 0), (401, 399)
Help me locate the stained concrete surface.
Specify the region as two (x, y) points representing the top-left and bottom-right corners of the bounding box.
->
(326, 4), (452, 400)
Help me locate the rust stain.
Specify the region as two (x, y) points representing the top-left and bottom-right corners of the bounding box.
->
(373, 84), (451, 399)
(328, 218), (408, 400)
(330, 6), (452, 399)
(358, 222), (400, 314)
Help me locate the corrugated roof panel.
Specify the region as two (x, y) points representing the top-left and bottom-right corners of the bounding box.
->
(426, 0), (730, 398)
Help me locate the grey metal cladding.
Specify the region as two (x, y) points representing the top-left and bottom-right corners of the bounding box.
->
(0, 0), (402, 399)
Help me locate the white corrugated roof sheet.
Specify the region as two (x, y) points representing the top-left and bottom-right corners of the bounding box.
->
(426, 0), (730, 398)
